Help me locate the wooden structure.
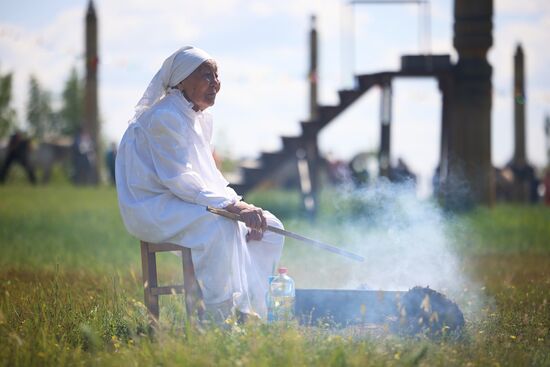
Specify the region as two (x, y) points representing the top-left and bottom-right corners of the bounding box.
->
(229, 0), (496, 212)
(444, 0), (494, 209)
(79, 0), (100, 184)
(506, 44), (535, 203)
(229, 55), (454, 199)
(140, 241), (204, 325)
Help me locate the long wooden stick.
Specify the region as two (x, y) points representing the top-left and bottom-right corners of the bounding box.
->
(206, 206), (365, 263)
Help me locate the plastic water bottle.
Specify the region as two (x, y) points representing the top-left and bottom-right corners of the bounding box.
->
(266, 275), (276, 322)
(269, 267), (295, 321)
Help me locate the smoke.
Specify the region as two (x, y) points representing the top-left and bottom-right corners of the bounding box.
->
(342, 181), (461, 291)
(282, 178), (493, 328)
(312, 179), (486, 307)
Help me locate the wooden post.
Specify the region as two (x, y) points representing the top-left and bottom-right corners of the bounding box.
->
(379, 81), (392, 178)
(181, 247), (205, 320)
(447, 0), (495, 210)
(140, 241), (159, 325)
(301, 14), (320, 219)
(438, 74), (453, 203)
(513, 44), (526, 165)
(82, 0), (100, 184)
(309, 14), (319, 121)
(140, 241), (204, 327)
(509, 44), (530, 202)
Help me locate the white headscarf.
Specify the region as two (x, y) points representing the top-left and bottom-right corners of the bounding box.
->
(130, 46), (213, 123)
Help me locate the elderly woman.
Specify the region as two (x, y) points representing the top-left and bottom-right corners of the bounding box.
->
(116, 46), (284, 321)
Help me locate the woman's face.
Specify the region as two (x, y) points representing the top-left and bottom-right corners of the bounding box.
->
(179, 60), (221, 111)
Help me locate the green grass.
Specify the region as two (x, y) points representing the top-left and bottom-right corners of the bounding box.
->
(0, 186), (138, 273)
(1, 186), (549, 366)
(453, 205), (550, 253)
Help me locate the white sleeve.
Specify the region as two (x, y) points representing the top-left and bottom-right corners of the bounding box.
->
(145, 108), (239, 208)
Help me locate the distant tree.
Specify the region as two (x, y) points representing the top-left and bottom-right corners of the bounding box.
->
(59, 67), (83, 136)
(0, 68), (17, 139)
(26, 76), (58, 139)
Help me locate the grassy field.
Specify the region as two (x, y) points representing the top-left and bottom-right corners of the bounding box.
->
(0, 185), (549, 366)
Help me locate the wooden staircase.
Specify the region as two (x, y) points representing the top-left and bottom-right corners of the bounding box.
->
(229, 54), (453, 195)
(229, 72), (386, 195)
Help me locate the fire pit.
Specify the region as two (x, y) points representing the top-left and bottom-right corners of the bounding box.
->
(295, 287), (464, 336)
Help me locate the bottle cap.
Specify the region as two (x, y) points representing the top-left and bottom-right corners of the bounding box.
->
(278, 267), (288, 274)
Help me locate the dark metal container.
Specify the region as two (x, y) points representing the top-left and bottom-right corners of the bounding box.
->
(295, 289), (404, 327)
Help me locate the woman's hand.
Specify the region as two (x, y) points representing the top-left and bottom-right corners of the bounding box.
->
(225, 201), (267, 237)
(246, 228), (264, 242)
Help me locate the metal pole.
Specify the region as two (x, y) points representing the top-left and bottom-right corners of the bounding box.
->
(206, 207), (365, 262)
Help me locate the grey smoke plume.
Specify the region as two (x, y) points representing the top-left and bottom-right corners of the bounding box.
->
(289, 179), (483, 303)
(342, 180), (465, 294)
(282, 179), (490, 328)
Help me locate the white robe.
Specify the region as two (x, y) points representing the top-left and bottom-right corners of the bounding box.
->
(116, 89), (284, 318)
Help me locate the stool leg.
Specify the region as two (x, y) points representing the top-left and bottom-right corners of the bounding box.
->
(181, 247), (205, 321)
(141, 241), (159, 326)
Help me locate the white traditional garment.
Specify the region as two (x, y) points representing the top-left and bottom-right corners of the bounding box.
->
(116, 56), (284, 318)
(131, 46), (213, 123)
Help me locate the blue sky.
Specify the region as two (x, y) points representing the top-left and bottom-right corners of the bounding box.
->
(1, 0), (549, 195)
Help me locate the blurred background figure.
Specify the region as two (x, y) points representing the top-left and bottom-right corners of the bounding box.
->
(0, 130), (36, 185)
(105, 142), (117, 185)
(349, 152), (374, 188)
(325, 152), (352, 186)
(71, 128), (96, 185)
(390, 158), (417, 185)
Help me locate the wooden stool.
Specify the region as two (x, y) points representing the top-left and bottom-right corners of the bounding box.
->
(140, 241), (204, 325)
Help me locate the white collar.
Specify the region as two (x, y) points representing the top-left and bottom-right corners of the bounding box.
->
(167, 88), (198, 114)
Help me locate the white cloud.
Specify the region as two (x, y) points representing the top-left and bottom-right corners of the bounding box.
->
(0, 7), (83, 126)
(496, 0), (550, 14)
(210, 55), (305, 156)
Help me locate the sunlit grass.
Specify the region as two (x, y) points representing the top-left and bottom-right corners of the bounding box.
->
(0, 185), (549, 366)
(453, 204), (550, 253)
